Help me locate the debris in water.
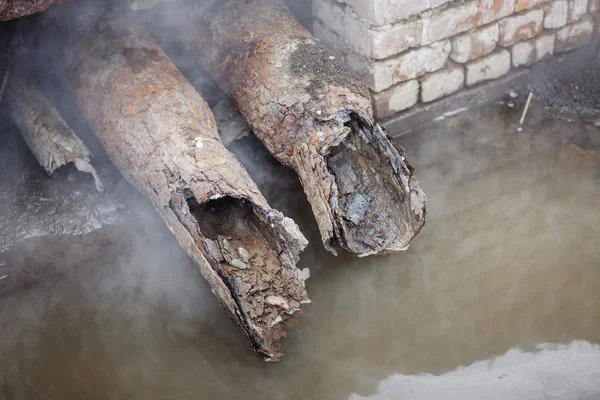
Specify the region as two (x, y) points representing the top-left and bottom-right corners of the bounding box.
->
(5, 74), (104, 192)
(518, 92), (533, 132)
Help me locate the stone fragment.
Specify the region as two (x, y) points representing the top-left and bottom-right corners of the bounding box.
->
(265, 296), (291, 311)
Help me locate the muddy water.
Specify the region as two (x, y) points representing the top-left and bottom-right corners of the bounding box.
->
(1, 102), (599, 399)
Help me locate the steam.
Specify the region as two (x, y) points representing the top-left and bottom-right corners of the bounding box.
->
(1, 0), (599, 398)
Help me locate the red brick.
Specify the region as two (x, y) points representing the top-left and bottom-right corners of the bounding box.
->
(498, 9), (544, 46)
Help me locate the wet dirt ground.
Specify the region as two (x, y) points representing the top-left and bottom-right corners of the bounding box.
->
(1, 87), (599, 399)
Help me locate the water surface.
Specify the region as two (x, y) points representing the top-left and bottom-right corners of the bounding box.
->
(1, 102), (599, 399)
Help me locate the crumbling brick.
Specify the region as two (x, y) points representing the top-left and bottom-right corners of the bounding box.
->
(365, 40), (451, 92)
(511, 32), (555, 66)
(371, 80), (420, 119)
(554, 18), (594, 52)
(465, 49), (511, 85)
(543, 0), (569, 29)
(342, 0), (431, 26)
(498, 9), (544, 46)
(480, 0), (516, 24)
(421, 1), (481, 45)
(450, 23), (500, 63)
(420, 63), (465, 102)
(567, 0), (589, 22)
(313, 0), (422, 59)
(515, 0), (549, 12)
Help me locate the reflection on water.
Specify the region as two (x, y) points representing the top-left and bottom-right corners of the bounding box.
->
(351, 341), (600, 400)
(1, 102), (599, 400)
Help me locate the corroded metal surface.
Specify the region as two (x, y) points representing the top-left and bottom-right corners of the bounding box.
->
(6, 74), (104, 191)
(179, 0), (427, 256)
(50, 3), (309, 361)
(0, 0), (67, 21)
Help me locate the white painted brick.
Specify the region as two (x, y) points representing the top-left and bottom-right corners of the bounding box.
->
(366, 40), (451, 92)
(372, 80), (420, 119)
(313, 0), (422, 59)
(590, 0), (600, 12)
(543, 0), (569, 29)
(420, 64), (465, 102)
(567, 0), (589, 23)
(465, 49), (511, 85)
(555, 18), (594, 52)
(498, 9), (544, 46)
(480, 0), (516, 24)
(421, 1), (481, 45)
(511, 32), (555, 66)
(450, 23), (500, 63)
(515, 0), (549, 11)
(342, 0), (431, 26)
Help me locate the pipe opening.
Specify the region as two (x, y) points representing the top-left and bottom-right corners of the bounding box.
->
(186, 195), (303, 358)
(326, 118), (417, 255)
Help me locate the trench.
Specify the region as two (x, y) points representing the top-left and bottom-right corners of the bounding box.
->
(2, 97), (599, 399)
(1, 2), (599, 399)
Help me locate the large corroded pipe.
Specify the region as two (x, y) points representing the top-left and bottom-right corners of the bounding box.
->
(6, 75), (104, 192)
(0, 120), (123, 297)
(177, 0), (427, 256)
(50, 4), (309, 361)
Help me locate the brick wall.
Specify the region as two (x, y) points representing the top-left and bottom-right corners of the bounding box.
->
(313, 0), (599, 119)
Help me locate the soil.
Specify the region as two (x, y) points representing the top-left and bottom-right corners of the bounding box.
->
(530, 45), (600, 121)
